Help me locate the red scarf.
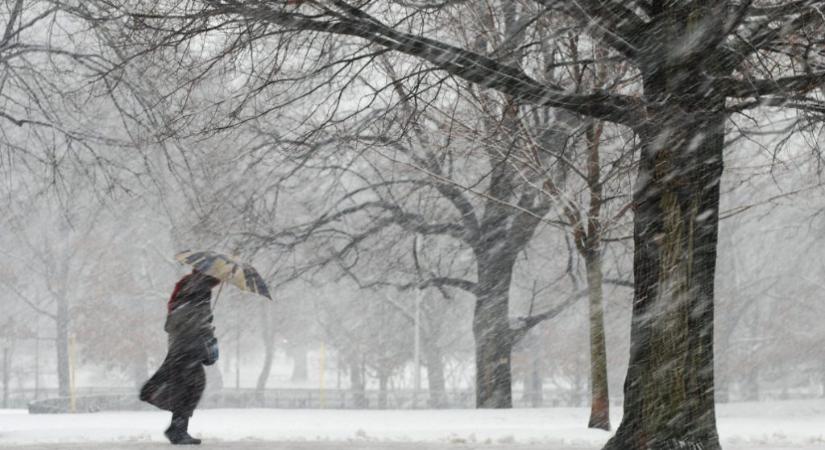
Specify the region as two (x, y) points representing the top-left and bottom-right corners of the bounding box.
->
(167, 274), (192, 313)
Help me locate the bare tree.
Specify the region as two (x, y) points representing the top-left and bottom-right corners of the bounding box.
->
(0, 1), (149, 197)
(256, 97), (584, 409)
(0, 193), (109, 397)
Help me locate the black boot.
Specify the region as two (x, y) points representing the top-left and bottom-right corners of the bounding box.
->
(165, 414), (201, 445)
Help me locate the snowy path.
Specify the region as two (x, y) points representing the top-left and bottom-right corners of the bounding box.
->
(2, 400), (824, 449)
(4, 443), (563, 450)
(4, 443), (815, 450)
(0, 443), (581, 450)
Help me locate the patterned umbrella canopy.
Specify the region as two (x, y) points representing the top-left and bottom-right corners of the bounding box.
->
(175, 250), (271, 300)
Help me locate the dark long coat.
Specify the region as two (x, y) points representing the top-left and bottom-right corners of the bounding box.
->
(139, 273), (217, 417)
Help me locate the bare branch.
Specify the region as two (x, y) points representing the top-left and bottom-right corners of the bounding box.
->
(510, 287), (587, 343)
(718, 71), (825, 98)
(197, 1), (644, 126)
(535, 0), (648, 59)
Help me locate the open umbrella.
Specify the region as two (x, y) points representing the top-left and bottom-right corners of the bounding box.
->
(175, 250), (272, 300)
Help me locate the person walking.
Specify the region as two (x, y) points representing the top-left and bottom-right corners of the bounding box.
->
(140, 270), (220, 445)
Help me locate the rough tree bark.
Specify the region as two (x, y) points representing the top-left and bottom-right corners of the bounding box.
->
(604, 88), (725, 450)
(601, 2), (738, 448)
(472, 250), (517, 408)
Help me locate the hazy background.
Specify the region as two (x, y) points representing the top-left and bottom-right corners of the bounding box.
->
(0, 0), (823, 415)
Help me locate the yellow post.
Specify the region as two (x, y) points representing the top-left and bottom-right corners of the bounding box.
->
(319, 342), (326, 409)
(68, 334), (77, 413)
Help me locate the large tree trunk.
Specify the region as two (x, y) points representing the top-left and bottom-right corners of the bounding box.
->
(425, 342), (448, 408)
(585, 249), (610, 430)
(473, 257), (516, 409)
(604, 97), (724, 450)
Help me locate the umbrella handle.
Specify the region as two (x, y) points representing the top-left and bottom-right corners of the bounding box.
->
(212, 282), (225, 312)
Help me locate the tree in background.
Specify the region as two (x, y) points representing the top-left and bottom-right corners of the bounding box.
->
(0, 197), (104, 397)
(74, 235), (175, 388)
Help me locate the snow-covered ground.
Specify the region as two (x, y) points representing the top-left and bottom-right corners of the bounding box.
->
(1, 400), (823, 449)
